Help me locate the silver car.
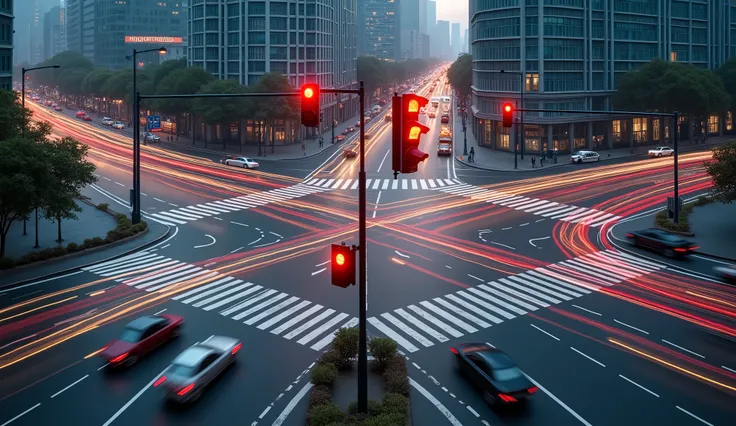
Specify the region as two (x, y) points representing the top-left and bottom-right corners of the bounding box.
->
(156, 335), (242, 404)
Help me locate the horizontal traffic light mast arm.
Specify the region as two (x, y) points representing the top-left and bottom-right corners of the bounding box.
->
(513, 107), (678, 118)
(138, 87), (359, 100)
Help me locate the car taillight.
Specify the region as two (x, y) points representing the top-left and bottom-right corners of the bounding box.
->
(450, 347), (459, 355)
(689, 246), (700, 250)
(528, 386), (539, 394)
(625, 233), (634, 238)
(177, 384), (195, 396)
(110, 353), (128, 363)
(674, 248), (687, 253)
(232, 343), (242, 355)
(498, 393), (517, 403)
(154, 376), (167, 387)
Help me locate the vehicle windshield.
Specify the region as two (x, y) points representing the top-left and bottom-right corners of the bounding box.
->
(168, 364), (197, 377)
(492, 367), (524, 382)
(119, 328), (143, 343)
(439, 144), (450, 149)
(573, 151), (585, 156)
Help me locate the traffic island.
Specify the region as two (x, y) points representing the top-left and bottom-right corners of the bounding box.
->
(306, 329), (411, 426)
(654, 196), (713, 235)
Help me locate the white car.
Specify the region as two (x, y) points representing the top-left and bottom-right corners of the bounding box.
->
(102, 117), (114, 126)
(112, 121), (125, 129)
(648, 146), (674, 157)
(570, 150), (600, 164)
(223, 156), (259, 169)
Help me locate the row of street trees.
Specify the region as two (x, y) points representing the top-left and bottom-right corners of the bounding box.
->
(358, 56), (441, 99)
(0, 90), (97, 258)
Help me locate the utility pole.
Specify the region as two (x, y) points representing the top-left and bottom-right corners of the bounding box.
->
(357, 82), (368, 413)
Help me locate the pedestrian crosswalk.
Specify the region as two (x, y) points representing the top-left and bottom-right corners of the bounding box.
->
(146, 183), (331, 227)
(367, 250), (666, 353)
(436, 183), (621, 227)
(304, 177), (464, 191)
(81, 251), (356, 351)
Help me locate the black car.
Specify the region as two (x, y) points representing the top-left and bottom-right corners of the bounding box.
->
(625, 228), (699, 257)
(451, 343), (537, 406)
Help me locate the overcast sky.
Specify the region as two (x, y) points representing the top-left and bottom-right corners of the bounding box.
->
(436, 0), (469, 34)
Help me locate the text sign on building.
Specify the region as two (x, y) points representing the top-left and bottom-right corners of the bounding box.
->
(125, 36), (184, 44)
(147, 115), (161, 131)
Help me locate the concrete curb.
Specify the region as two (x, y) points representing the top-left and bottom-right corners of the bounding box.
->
(0, 224), (171, 290)
(654, 224), (695, 237)
(694, 251), (736, 263)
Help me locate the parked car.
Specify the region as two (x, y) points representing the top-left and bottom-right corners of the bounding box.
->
(82, 115), (93, 121)
(626, 228), (699, 257)
(143, 132), (161, 143)
(76, 110), (86, 118)
(570, 150), (599, 164)
(54, 106), (63, 111)
(112, 121), (125, 129)
(222, 156), (259, 169)
(102, 117), (115, 126)
(648, 146), (674, 157)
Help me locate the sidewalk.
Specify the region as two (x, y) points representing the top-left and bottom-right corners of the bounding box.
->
(0, 186), (170, 287)
(101, 110), (371, 161)
(453, 112), (734, 171)
(686, 202), (736, 261)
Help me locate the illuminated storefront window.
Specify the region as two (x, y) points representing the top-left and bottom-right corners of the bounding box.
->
(708, 115), (719, 134)
(612, 120), (622, 142)
(727, 112), (733, 131)
(632, 117), (647, 143)
(652, 118), (660, 141)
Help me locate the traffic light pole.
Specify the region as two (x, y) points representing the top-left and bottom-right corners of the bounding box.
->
(357, 82), (368, 413)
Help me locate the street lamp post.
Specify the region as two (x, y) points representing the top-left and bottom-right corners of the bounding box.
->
(126, 47), (167, 225)
(462, 110), (468, 156)
(21, 64), (61, 246)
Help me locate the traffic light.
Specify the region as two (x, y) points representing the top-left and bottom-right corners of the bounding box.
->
(502, 103), (514, 128)
(331, 243), (356, 288)
(392, 94), (430, 175)
(301, 84), (320, 127)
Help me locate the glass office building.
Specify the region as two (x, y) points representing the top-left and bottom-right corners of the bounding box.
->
(0, 0), (12, 91)
(469, 0), (736, 154)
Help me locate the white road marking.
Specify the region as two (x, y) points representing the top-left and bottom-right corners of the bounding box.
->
(103, 176), (111, 181)
(525, 375), (592, 426)
(662, 339), (705, 359)
(529, 236), (550, 248)
(50, 374), (89, 398)
(618, 375), (659, 397)
(394, 250), (410, 259)
(230, 247), (244, 254)
(570, 347), (606, 367)
(1, 403), (41, 426)
(259, 406), (272, 419)
(614, 319), (649, 335)
(519, 222), (529, 227)
(193, 234), (217, 249)
(269, 232), (283, 238)
(316, 260), (330, 267)
(377, 149), (390, 173)
(535, 219), (546, 222)
(445, 265), (452, 269)
(676, 406), (714, 426)
(0, 271), (83, 294)
(490, 241), (515, 250)
(97, 363), (108, 371)
(409, 378), (463, 426)
(154, 309), (167, 315)
(141, 192), (147, 196)
(372, 190), (382, 219)
(722, 365), (736, 374)
(101, 368), (167, 426)
(11, 290), (42, 300)
(501, 227), (512, 231)
(572, 304), (602, 316)
(466, 274), (484, 282)
(168, 203), (179, 207)
(271, 382), (313, 426)
(530, 323), (560, 341)
(231, 221), (249, 227)
(312, 268), (326, 276)
(248, 238), (263, 246)
(154, 198), (165, 203)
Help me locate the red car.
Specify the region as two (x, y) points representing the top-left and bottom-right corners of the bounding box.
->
(75, 110), (86, 118)
(82, 115), (92, 121)
(100, 314), (183, 368)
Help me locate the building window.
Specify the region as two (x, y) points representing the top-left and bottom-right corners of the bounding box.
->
(525, 73), (539, 92)
(612, 120), (622, 142)
(708, 115), (719, 134)
(632, 118), (647, 142)
(653, 118), (660, 141)
(727, 112), (733, 131)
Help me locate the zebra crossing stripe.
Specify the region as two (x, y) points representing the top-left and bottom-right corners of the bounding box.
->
(366, 249), (665, 354)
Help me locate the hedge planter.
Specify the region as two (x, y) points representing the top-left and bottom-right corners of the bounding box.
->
(306, 332), (411, 426)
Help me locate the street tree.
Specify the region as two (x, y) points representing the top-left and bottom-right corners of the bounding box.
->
(82, 69), (114, 114)
(447, 53), (473, 99)
(254, 72), (299, 153)
(705, 142), (736, 203)
(0, 90), (52, 144)
(357, 56), (388, 100)
(33, 50), (93, 89)
(41, 137), (97, 242)
(153, 66), (215, 137)
(0, 138), (54, 258)
(716, 57), (736, 112)
(152, 58), (187, 89)
(191, 79), (250, 148)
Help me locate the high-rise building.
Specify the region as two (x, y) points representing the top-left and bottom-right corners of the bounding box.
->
(469, 0), (736, 156)
(43, 6), (64, 61)
(435, 20), (450, 61)
(0, 0), (12, 90)
(357, 0), (400, 61)
(450, 23), (460, 59)
(426, 0), (437, 57)
(400, 0), (427, 60)
(188, 0), (359, 130)
(464, 28), (469, 53)
(65, 0), (187, 69)
(30, 0), (43, 65)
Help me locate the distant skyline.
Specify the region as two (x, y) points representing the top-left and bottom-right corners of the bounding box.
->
(436, 0), (468, 35)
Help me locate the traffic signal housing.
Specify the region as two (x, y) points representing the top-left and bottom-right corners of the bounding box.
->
(331, 243), (356, 288)
(301, 84), (320, 127)
(392, 94), (430, 175)
(502, 103), (514, 128)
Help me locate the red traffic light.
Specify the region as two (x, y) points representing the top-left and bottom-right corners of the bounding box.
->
(502, 103), (514, 128)
(392, 94), (430, 175)
(335, 253), (345, 266)
(331, 244), (355, 288)
(301, 84), (320, 127)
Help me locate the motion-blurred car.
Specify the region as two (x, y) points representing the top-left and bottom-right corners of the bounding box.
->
(82, 115), (93, 121)
(648, 146), (674, 157)
(451, 343), (537, 406)
(437, 142), (452, 156)
(223, 156), (259, 169)
(155, 336), (242, 404)
(343, 145), (358, 158)
(441, 113), (450, 124)
(714, 265), (736, 284)
(355, 121), (361, 127)
(100, 314), (183, 368)
(143, 132), (161, 143)
(428, 111), (436, 118)
(112, 121), (125, 129)
(102, 117), (114, 126)
(570, 150), (599, 163)
(626, 228), (699, 257)
(54, 105), (63, 111)
(334, 135), (345, 142)
(385, 113), (392, 121)
(75, 110), (86, 118)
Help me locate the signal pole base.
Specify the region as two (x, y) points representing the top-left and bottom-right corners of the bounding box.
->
(132, 211), (141, 225)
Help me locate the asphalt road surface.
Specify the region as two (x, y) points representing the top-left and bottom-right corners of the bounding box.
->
(2, 82), (734, 426)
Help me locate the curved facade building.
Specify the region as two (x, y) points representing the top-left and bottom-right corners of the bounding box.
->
(469, 0), (736, 155)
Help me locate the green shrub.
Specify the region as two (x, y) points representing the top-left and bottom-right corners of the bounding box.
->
(115, 213), (128, 223)
(96, 203), (109, 211)
(309, 385), (332, 408)
(66, 242), (80, 252)
(308, 403), (345, 426)
(383, 355), (410, 396)
(362, 412), (407, 426)
(369, 337), (397, 368)
(311, 362), (338, 387)
(382, 393), (408, 415)
(347, 400), (383, 418)
(331, 327), (359, 369)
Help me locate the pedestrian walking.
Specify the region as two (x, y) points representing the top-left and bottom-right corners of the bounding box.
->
(469, 147), (475, 163)
(531, 157), (536, 168)
(540, 156), (545, 167)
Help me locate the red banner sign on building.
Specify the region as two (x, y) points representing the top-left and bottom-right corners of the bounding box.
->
(124, 36), (184, 44)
